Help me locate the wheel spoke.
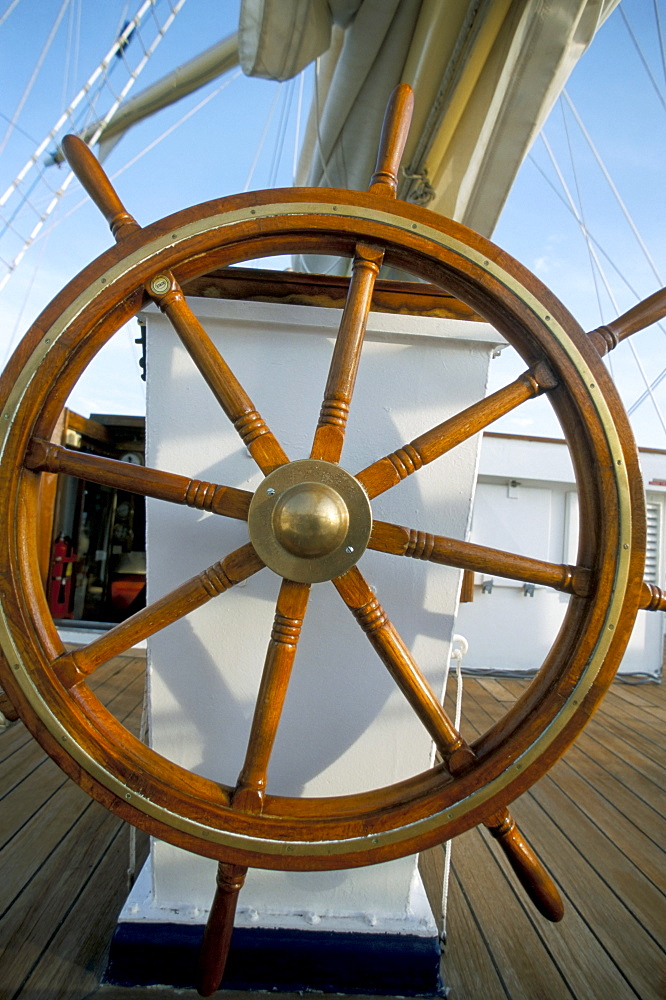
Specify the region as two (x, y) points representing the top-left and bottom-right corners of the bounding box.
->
(232, 579), (311, 813)
(369, 520), (592, 597)
(333, 560), (565, 921)
(61, 135), (289, 476)
(148, 274), (289, 475)
(355, 364), (557, 500)
(25, 438), (252, 520)
(333, 567), (474, 771)
(52, 544), (264, 687)
(587, 285), (666, 355)
(310, 243), (384, 462)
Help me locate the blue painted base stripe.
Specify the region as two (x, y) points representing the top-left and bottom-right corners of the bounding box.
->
(105, 922), (443, 995)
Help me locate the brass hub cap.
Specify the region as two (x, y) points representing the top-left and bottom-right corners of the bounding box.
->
(248, 460), (372, 583)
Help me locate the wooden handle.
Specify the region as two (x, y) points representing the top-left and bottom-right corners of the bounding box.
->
(61, 134), (140, 241)
(369, 83), (414, 197)
(587, 286), (666, 355)
(486, 809), (564, 921)
(198, 862), (247, 996)
(641, 581), (666, 612)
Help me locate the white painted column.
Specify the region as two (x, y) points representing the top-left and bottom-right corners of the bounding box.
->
(122, 295), (502, 938)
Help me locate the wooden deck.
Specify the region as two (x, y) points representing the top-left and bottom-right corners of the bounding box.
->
(0, 656), (664, 999)
(0, 655), (150, 999)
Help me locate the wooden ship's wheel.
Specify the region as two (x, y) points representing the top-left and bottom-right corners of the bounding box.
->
(0, 86), (664, 995)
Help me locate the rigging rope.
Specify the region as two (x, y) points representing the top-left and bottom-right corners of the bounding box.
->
(440, 634), (468, 945)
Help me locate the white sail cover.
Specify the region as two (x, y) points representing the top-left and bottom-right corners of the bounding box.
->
(240, 0), (619, 237)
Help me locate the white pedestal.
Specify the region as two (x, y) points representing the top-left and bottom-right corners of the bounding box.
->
(113, 294), (502, 992)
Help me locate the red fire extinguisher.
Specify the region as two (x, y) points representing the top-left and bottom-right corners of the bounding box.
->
(48, 536), (77, 619)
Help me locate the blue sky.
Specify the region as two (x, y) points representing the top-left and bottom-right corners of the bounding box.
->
(0, 0), (664, 445)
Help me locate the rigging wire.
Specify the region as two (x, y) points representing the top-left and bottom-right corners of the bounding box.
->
(13, 71), (242, 258)
(1, 226), (54, 368)
(243, 84), (282, 192)
(268, 79), (295, 189)
(0, 70), (242, 366)
(655, 0), (666, 89)
(619, 5), (666, 112)
(0, 0), (71, 157)
(0, 0), (187, 293)
(562, 89), (663, 287)
(538, 129), (666, 436)
(0, 0), (21, 28)
(525, 153), (665, 336)
(107, 71), (242, 183)
(526, 149), (666, 415)
(0, 111), (38, 147)
(61, 0), (78, 114)
(292, 70), (305, 183)
(628, 369), (666, 416)
(558, 98), (608, 367)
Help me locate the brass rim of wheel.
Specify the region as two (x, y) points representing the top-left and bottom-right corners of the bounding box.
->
(0, 188), (645, 869)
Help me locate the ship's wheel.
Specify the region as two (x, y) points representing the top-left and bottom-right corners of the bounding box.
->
(0, 86), (664, 995)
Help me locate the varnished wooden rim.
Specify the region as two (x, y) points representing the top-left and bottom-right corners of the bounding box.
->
(0, 189), (644, 868)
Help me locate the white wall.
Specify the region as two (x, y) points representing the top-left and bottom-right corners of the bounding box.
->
(456, 435), (666, 677)
(128, 296), (501, 932)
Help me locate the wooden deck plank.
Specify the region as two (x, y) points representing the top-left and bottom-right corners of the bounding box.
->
(18, 825), (148, 999)
(578, 723), (666, 807)
(458, 679), (665, 895)
(1, 659), (663, 1000)
(447, 825), (576, 1000)
(511, 792), (665, 1000)
(443, 862), (509, 1000)
(419, 841), (510, 1000)
(562, 741), (664, 845)
(0, 798), (128, 997)
(1, 679), (144, 856)
(605, 683), (666, 724)
(598, 689), (665, 745)
(552, 754), (665, 890)
(574, 727), (666, 815)
(618, 678), (664, 706)
(586, 712), (665, 784)
(529, 778), (664, 945)
(456, 676), (666, 1000)
(0, 738), (49, 798)
(0, 721), (34, 763)
(0, 654), (148, 1000)
(477, 802), (652, 1000)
